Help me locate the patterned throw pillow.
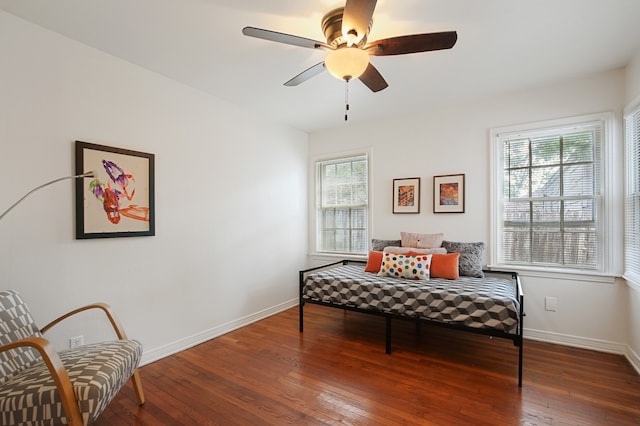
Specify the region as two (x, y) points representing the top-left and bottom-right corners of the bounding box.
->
(441, 241), (485, 278)
(401, 232), (445, 248)
(371, 238), (402, 251)
(378, 253), (432, 280)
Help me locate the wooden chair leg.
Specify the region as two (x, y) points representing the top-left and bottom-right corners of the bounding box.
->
(130, 370), (145, 405)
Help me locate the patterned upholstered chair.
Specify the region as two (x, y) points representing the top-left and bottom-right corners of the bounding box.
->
(0, 290), (145, 425)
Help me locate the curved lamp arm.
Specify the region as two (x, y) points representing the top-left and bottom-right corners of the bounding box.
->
(0, 171), (95, 221)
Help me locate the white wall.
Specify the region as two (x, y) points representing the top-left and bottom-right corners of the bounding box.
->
(625, 47), (640, 372)
(626, 48), (640, 106)
(309, 69), (628, 354)
(0, 11), (308, 364)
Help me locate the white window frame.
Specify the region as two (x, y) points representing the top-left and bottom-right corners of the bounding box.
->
(624, 97), (640, 290)
(309, 149), (373, 258)
(489, 112), (619, 277)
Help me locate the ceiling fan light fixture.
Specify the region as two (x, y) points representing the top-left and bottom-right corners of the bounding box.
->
(344, 28), (359, 46)
(325, 47), (369, 81)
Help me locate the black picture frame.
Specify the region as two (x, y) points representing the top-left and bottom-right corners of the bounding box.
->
(393, 177), (420, 214)
(433, 173), (465, 213)
(75, 141), (155, 239)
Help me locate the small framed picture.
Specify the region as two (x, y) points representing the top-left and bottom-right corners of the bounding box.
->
(433, 174), (465, 213)
(393, 177), (420, 214)
(75, 141), (155, 239)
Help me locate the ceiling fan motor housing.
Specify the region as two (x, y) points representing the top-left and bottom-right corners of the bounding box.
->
(322, 8), (371, 48)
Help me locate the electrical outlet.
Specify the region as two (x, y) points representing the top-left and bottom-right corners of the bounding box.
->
(69, 336), (84, 349)
(545, 296), (557, 312)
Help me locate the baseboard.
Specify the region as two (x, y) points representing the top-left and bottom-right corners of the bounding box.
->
(140, 298), (298, 366)
(524, 328), (627, 355)
(626, 346), (640, 375)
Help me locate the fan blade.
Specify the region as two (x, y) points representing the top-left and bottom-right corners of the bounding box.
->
(366, 31), (457, 56)
(342, 0), (377, 45)
(284, 62), (326, 86)
(358, 63), (388, 92)
(242, 27), (331, 50)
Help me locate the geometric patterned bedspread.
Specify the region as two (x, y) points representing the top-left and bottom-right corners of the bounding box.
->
(302, 264), (520, 334)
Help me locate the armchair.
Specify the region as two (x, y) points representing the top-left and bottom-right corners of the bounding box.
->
(0, 290), (144, 425)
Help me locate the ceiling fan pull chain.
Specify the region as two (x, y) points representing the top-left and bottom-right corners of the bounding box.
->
(344, 79), (350, 121)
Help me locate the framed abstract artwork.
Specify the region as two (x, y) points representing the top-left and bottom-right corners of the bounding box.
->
(393, 177), (420, 214)
(75, 141), (155, 239)
(433, 174), (465, 213)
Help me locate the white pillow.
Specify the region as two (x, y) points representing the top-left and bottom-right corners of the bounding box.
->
(401, 232), (445, 249)
(383, 246), (447, 255)
(378, 252), (432, 280)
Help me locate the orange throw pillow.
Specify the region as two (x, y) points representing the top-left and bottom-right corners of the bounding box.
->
(430, 253), (460, 279)
(364, 251), (384, 273)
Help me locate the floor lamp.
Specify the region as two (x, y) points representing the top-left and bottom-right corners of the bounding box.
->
(0, 171), (95, 221)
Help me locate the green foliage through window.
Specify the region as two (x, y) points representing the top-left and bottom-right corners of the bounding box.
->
(499, 125), (601, 269)
(316, 155), (368, 254)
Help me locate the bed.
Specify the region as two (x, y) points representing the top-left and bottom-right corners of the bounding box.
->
(299, 259), (525, 386)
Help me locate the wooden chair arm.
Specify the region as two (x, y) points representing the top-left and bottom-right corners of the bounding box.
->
(0, 337), (84, 426)
(39, 303), (146, 406)
(40, 302), (129, 340)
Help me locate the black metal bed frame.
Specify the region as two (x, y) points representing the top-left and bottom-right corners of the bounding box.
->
(299, 259), (525, 387)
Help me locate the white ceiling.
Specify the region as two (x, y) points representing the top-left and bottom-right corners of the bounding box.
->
(2, 0), (640, 133)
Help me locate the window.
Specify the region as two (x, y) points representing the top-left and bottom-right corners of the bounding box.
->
(315, 154), (368, 255)
(491, 114), (613, 272)
(625, 103), (640, 284)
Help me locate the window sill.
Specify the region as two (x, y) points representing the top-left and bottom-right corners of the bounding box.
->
(486, 264), (619, 284)
(309, 252), (367, 262)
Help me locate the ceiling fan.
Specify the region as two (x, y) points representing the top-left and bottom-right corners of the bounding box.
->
(242, 0), (457, 93)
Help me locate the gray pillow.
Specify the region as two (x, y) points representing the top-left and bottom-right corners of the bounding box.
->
(371, 238), (402, 251)
(441, 241), (486, 278)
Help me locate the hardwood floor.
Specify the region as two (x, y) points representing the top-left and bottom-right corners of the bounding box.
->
(95, 304), (640, 425)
